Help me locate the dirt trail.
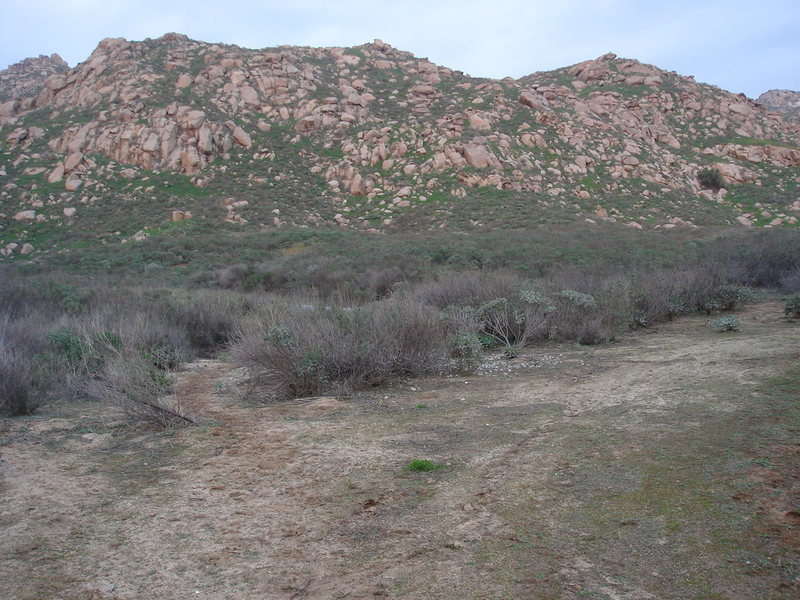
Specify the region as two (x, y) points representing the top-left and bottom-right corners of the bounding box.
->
(1, 302), (798, 599)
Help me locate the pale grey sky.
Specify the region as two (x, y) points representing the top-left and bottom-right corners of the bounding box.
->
(2, 0), (798, 98)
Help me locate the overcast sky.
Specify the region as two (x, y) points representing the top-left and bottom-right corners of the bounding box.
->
(2, 0), (798, 98)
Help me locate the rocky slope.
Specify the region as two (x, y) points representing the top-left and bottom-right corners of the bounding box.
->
(0, 53), (68, 105)
(758, 89), (800, 124)
(1, 33), (799, 259)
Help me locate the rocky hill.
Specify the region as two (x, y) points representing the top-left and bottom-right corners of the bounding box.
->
(1, 33), (799, 260)
(0, 53), (68, 104)
(758, 89), (800, 124)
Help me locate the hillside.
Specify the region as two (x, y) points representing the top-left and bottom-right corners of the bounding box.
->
(0, 53), (68, 104)
(758, 89), (800, 124)
(1, 33), (800, 263)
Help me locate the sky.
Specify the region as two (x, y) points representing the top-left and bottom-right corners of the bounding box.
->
(2, 0), (798, 99)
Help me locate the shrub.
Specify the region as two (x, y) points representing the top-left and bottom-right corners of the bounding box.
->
(713, 315), (741, 332)
(475, 290), (552, 347)
(360, 267), (406, 299)
(448, 331), (483, 372)
(519, 287), (554, 309)
(244, 271), (278, 292)
(85, 354), (194, 429)
(477, 332), (500, 348)
(79, 295), (194, 365)
(716, 284), (755, 309)
(556, 290), (598, 308)
(476, 298), (516, 345)
(419, 277), (552, 349)
(0, 310), (65, 416)
(502, 345), (519, 359)
(548, 289), (606, 344)
(409, 270), (524, 309)
(93, 330), (123, 350)
(712, 230), (800, 289)
(780, 268), (800, 293)
(212, 264), (249, 289)
(0, 346), (45, 416)
(441, 304), (480, 334)
(0, 311), (63, 414)
(627, 268), (712, 324)
(667, 294), (689, 319)
(43, 281), (93, 314)
(701, 285), (755, 313)
(0, 228), (796, 412)
(786, 292), (800, 316)
(697, 167), (725, 191)
(547, 280), (641, 344)
(46, 327), (101, 373)
(778, 266), (800, 292)
(143, 337), (188, 371)
(40, 326), (110, 398)
(165, 291), (244, 354)
(3, 282), (188, 405)
(232, 297), (449, 400)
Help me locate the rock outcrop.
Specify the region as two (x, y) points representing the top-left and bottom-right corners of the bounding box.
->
(0, 53), (69, 109)
(758, 89), (800, 124)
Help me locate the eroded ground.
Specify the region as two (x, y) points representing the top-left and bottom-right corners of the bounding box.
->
(1, 302), (798, 599)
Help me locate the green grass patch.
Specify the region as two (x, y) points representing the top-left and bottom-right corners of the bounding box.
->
(405, 459), (447, 473)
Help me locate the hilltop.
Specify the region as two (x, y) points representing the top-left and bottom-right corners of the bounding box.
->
(0, 53), (68, 103)
(1, 33), (799, 264)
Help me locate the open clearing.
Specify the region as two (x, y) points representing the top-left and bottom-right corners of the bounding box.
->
(1, 301), (798, 599)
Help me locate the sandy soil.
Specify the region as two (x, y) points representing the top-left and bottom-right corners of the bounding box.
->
(1, 301), (798, 599)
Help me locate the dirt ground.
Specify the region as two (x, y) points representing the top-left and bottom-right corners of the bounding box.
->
(1, 301), (798, 599)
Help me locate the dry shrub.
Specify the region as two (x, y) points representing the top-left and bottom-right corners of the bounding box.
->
(0, 344), (45, 416)
(780, 268), (800, 293)
(545, 289), (606, 344)
(629, 265), (725, 325)
(411, 270), (625, 346)
(2, 228), (797, 414)
(409, 270), (552, 347)
(85, 353), (193, 429)
(0, 315), (60, 415)
(359, 266), (407, 299)
(629, 272), (677, 325)
(713, 230), (800, 289)
(77, 295), (192, 360)
(476, 291), (552, 346)
(0, 283), (196, 413)
(212, 264), (251, 289)
(164, 290), (244, 354)
(409, 270), (525, 309)
(232, 297), (448, 400)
